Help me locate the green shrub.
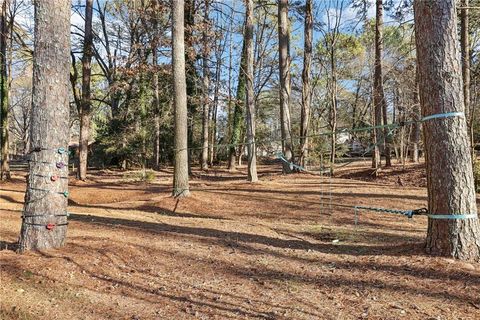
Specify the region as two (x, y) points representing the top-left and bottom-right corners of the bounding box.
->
(123, 170), (156, 183)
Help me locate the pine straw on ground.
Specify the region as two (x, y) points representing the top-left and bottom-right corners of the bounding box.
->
(1, 164), (479, 320)
(335, 160), (427, 188)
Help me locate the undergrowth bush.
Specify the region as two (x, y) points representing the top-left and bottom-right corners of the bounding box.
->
(123, 170), (156, 183)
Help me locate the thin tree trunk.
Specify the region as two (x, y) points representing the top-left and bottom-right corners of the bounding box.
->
(278, 0), (294, 173)
(209, 97), (217, 166)
(18, 0), (71, 252)
(0, 0), (10, 180)
(228, 35), (247, 171)
(414, 0), (480, 260)
(411, 68), (420, 163)
(238, 132), (246, 167)
(226, 8), (234, 164)
(395, 86), (405, 164)
(330, 52), (337, 176)
(172, 0), (190, 198)
(352, 80), (362, 133)
(404, 125), (411, 167)
(374, 0), (390, 168)
(184, 0), (196, 174)
(210, 55), (220, 165)
(200, 0), (210, 170)
(78, 0), (93, 181)
(245, 0), (257, 182)
(152, 47), (161, 169)
(371, 94), (378, 169)
(210, 25), (223, 166)
(299, 0), (312, 168)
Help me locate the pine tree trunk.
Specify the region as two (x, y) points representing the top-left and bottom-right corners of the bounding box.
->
(371, 99), (379, 169)
(172, 0), (190, 197)
(200, 0), (210, 170)
(374, 0), (389, 168)
(0, 0), (10, 180)
(414, 0), (480, 260)
(78, 0), (93, 181)
(245, 0), (257, 182)
(299, 0), (312, 168)
(18, 0), (71, 252)
(184, 0), (196, 173)
(278, 0), (294, 173)
(460, 0), (474, 161)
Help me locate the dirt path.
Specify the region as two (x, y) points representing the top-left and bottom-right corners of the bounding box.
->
(1, 165), (479, 319)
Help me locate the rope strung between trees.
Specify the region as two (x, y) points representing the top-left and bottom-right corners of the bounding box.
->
(276, 153), (306, 172)
(427, 214), (478, 219)
(242, 117), (399, 175)
(12, 112), (470, 229)
(421, 111), (464, 122)
(354, 206), (427, 225)
(301, 111), (474, 223)
(354, 206), (478, 225)
(170, 111), (475, 224)
(172, 112), (466, 153)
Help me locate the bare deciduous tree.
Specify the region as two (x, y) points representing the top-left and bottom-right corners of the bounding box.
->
(77, 0), (93, 181)
(245, 0), (257, 182)
(278, 0), (294, 173)
(0, 0), (10, 180)
(201, 0), (210, 171)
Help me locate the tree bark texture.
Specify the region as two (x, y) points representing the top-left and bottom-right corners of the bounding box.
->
(329, 54), (337, 176)
(411, 67), (420, 163)
(78, 0), (93, 181)
(201, 0), (210, 170)
(299, 0), (312, 168)
(228, 36), (247, 171)
(414, 0), (480, 260)
(374, 0), (390, 168)
(460, 0), (474, 161)
(200, 0), (210, 170)
(245, 0), (257, 182)
(184, 0), (197, 173)
(278, 0), (294, 173)
(152, 46), (161, 169)
(18, 0), (71, 252)
(0, 0), (10, 180)
(172, 0), (190, 197)
(209, 47), (221, 166)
